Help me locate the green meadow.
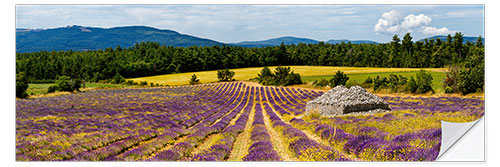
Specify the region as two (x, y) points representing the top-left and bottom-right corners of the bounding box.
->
(302, 71), (447, 92)
(130, 66), (445, 86)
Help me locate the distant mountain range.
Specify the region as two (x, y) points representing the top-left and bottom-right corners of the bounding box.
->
(232, 36), (379, 47)
(326, 39), (379, 44)
(16, 25), (224, 53)
(418, 35), (484, 43)
(15, 25), (483, 53)
(232, 36), (320, 47)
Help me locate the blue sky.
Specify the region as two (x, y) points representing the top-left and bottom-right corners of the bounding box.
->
(15, 5), (484, 43)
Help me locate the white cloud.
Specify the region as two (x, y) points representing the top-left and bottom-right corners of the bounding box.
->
(421, 26), (455, 35)
(374, 10), (454, 36)
(400, 14), (431, 30)
(374, 10), (401, 34)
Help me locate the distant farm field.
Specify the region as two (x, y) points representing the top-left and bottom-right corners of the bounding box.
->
(27, 83), (128, 95)
(302, 71), (447, 92)
(130, 66), (446, 86)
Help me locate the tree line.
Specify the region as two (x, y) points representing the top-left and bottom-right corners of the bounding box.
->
(16, 32), (484, 83)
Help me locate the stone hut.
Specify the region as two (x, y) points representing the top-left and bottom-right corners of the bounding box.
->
(305, 85), (391, 116)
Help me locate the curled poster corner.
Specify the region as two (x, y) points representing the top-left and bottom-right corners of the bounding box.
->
(436, 117), (484, 161)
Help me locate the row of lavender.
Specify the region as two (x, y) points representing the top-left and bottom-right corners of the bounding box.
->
(191, 87), (256, 161)
(287, 96), (484, 161)
(111, 82), (246, 161)
(262, 102), (349, 161)
(16, 82), (246, 161)
(17, 81), (484, 161)
(257, 85), (483, 161)
(150, 85), (251, 161)
(242, 103), (282, 161)
(74, 83), (240, 161)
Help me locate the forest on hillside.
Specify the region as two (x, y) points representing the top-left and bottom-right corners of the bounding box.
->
(16, 33), (484, 83)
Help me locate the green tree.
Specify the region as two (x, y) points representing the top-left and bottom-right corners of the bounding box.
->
(217, 69), (235, 82)
(283, 71), (302, 86)
(257, 67), (274, 85)
(274, 66), (292, 84)
(256, 66), (302, 86)
(476, 35), (483, 48)
(457, 48), (484, 95)
(48, 75), (82, 93)
(16, 72), (29, 98)
(16, 34), (482, 83)
(402, 33), (413, 56)
(189, 74), (200, 85)
(414, 70), (434, 94)
(454, 32), (464, 59)
(258, 67), (273, 78)
(329, 70), (349, 87)
(54, 76), (72, 92)
(112, 73), (126, 84)
(389, 35), (401, 67)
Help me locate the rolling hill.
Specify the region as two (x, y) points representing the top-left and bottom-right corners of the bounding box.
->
(326, 39), (378, 44)
(16, 25), (483, 53)
(232, 36), (379, 47)
(419, 35), (484, 44)
(16, 25), (224, 53)
(232, 36), (319, 47)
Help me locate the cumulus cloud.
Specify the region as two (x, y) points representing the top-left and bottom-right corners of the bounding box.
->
(421, 27), (453, 35)
(374, 10), (454, 35)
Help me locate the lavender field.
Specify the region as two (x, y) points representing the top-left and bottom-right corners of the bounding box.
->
(15, 82), (484, 161)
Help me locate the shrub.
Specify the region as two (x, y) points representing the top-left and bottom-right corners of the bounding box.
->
(258, 67), (273, 79)
(373, 76), (387, 91)
(415, 70), (433, 94)
(329, 71), (349, 87)
(256, 66), (302, 86)
(189, 74), (200, 85)
(217, 69), (235, 82)
(16, 72), (29, 98)
(111, 73), (126, 84)
(443, 65), (460, 94)
(124, 80), (137, 85)
(364, 77), (373, 84)
(54, 76), (72, 92)
(47, 76), (82, 93)
(361, 77), (373, 88)
(398, 75), (408, 85)
(70, 78), (82, 92)
(407, 76), (417, 93)
(457, 68), (478, 95)
(387, 74), (408, 92)
(445, 86), (454, 94)
(345, 80), (359, 88)
(313, 79), (330, 87)
(47, 85), (57, 93)
(387, 74), (399, 92)
(274, 66), (292, 83)
(140, 81), (148, 85)
(283, 72), (302, 86)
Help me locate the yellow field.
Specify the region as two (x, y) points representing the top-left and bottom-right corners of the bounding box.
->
(130, 66), (446, 86)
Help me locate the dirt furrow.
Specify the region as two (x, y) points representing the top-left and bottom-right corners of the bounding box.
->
(227, 100), (256, 161)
